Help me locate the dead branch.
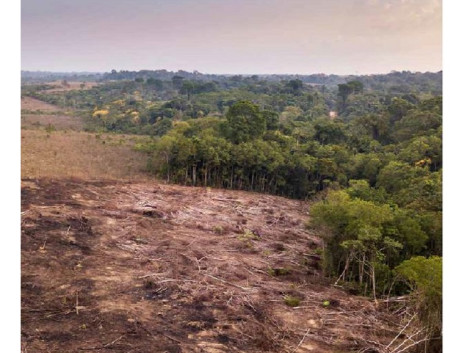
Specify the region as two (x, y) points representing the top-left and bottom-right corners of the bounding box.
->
(137, 273), (162, 279)
(292, 328), (310, 352)
(156, 278), (198, 284)
(379, 296), (409, 303)
(391, 328), (425, 353)
(103, 335), (123, 348)
(205, 274), (251, 291)
(78, 335), (124, 350)
(385, 313), (417, 350)
(392, 337), (430, 353)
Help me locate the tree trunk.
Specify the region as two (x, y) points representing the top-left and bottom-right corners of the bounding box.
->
(230, 166), (234, 189)
(335, 253), (351, 285)
(165, 154), (170, 183)
(359, 254), (365, 285)
(371, 264), (377, 303)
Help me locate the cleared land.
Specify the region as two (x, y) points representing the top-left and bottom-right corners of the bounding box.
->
(21, 95), (407, 353)
(21, 178), (401, 353)
(21, 94), (84, 130)
(21, 113), (84, 131)
(43, 80), (98, 92)
(21, 96), (64, 112)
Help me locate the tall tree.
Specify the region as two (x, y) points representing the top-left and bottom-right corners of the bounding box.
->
(225, 101), (266, 144)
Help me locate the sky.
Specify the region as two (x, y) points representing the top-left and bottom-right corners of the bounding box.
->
(21, 0), (442, 75)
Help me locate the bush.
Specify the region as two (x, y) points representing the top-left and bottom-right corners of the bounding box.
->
(284, 295), (301, 307)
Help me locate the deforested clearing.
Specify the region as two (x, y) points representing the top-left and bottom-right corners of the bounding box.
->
(20, 69), (442, 353)
(22, 178), (402, 353)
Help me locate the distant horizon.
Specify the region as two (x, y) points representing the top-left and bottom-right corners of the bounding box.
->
(21, 68), (443, 76)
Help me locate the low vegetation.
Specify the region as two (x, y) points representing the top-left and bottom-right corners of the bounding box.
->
(21, 130), (152, 180)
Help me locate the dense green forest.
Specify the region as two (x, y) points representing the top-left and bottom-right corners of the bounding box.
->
(22, 70), (442, 347)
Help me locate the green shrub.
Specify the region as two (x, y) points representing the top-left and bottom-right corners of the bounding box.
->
(284, 295), (301, 307)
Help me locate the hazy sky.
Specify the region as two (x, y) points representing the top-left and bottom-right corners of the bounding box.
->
(21, 0), (442, 75)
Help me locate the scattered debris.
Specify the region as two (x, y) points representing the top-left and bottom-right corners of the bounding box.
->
(22, 178), (407, 352)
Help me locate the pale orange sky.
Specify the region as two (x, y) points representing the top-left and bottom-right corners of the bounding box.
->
(21, 0), (442, 74)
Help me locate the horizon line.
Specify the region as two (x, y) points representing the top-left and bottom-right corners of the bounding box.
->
(21, 68), (443, 77)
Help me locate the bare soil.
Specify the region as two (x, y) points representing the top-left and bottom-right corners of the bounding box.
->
(22, 178), (402, 353)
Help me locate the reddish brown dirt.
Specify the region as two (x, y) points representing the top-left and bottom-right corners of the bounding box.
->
(21, 179), (402, 353)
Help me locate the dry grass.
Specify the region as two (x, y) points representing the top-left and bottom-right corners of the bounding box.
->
(21, 94), (83, 130)
(21, 114), (84, 131)
(21, 96), (63, 112)
(44, 80), (98, 92)
(21, 129), (153, 181)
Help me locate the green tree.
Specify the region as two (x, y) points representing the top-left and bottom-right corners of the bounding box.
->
(395, 256), (442, 352)
(225, 101), (266, 144)
(310, 190), (400, 300)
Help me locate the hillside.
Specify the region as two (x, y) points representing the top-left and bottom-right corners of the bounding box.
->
(22, 178), (402, 353)
(20, 83), (441, 352)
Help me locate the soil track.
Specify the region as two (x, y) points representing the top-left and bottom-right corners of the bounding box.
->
(21, 94), (84, 130)
(21, 179), (401, 352)
(21, 96), (63, 112)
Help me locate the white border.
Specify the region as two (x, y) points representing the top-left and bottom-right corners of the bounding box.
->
(1, 0), (21, 352)
(10, 1), (460, 352)
(443, 1), (470, 351)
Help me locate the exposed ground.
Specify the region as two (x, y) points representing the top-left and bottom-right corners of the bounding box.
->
(21, 179), (403, 353)
(21, 94), (406, 353)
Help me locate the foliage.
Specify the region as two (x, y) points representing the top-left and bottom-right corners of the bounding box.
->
(284, 296), (301, 307)
(225, 101), (266, 143)
(396, 256), (442, 346)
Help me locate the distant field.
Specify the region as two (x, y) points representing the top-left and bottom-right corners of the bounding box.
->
(21, 114), (84, 131)
(21, 95), (153, 181)
(43, 80), (99, 92)
(21, 130), (153, 181)
(21, 96), (63, 112)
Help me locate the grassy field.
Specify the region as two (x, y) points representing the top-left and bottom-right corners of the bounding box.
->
(21, 113), (84, 131)
(21, 96), (63, 112)
(21, 129), (153, 181)
(21, 93), (155, 181)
